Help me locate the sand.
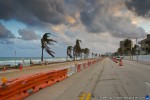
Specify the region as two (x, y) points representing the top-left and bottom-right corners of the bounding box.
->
(0, 59), (92, 81)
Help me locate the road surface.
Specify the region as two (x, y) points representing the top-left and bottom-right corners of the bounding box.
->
(25, 58), (150, 100)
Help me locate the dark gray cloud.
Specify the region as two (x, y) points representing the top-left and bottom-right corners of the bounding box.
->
(79, 0), (147, 38)
(0, 23), (15, 38)
(18, 29), (39, 40)
(125, 0), (150, 18)
(0, 0), (67, 26)
(0, 0), (148, 39)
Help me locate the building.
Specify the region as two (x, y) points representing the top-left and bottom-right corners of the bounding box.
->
(120, 41), (124, 49)
(139, 34), (150, 54)
(119, 39), (133, 55)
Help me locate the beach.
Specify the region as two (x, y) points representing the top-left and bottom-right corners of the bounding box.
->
(0, 59), (91, 81)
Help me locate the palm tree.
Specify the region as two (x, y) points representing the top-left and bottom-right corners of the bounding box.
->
(83, 48), (90, 59)
(99, 54), (101, 58)
(67, 46), (73, 60)
(124, 39), (132, 55)
(92, 53), (94, 58)
(95, 53), (98, 58)
(118, 47), (123, 55)
(41, 33), (57, 61)
(73, 39), (82, 60)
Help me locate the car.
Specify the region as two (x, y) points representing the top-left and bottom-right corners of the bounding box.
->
(116, 56), (121, 60)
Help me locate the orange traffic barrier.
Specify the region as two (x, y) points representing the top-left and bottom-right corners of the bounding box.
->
(83, 63), (86, 69)
(19, 64), (23, 70)
(0, 59), (101, 100)
(0, 69), (68, 100)
(119, 59), (123, 66)
(111, 58), (118, 63)
(77, 64), (81, 72)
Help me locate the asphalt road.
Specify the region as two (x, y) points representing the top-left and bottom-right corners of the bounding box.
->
(24, 58), (150, 100)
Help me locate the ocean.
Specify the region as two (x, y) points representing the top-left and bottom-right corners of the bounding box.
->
(0, 57), (66, 66)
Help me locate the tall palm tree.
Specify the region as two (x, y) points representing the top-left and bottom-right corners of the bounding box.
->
(41, 33), (57, 61)
(92, 53), (94, 58)
(118, 47), (123, 55)
(73, 39), (82, 60)
(83, 48), (90, 59)
(124, 39), (132, 55)
(98, 54), (101, 58)
(95, 53), (98, 58)
(67, 46), (73, 60)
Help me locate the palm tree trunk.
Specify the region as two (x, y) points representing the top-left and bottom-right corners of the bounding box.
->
(41, 48), (44, 61)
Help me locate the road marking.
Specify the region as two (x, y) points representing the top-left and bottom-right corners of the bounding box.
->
(78, 92), (91, 100)
(145, 82), (150, 87)
(79, 92), (86, 100)
(86, 93), (91, 100)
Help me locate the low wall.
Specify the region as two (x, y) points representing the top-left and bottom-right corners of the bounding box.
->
(123, 55), (150, 62)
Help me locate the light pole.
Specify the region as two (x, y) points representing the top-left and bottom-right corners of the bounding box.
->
(15, 51), (16, 66)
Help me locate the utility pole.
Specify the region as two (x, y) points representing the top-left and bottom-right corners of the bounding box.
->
(136, 38), (138, 61)
(15, 51), (16, 66)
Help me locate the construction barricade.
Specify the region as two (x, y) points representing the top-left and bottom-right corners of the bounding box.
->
(0, 69), (67, 100)
(0, 59), (101, 100)
(67, 65), (77, 77)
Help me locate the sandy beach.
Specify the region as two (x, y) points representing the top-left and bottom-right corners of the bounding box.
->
(0, 59), (92, 81)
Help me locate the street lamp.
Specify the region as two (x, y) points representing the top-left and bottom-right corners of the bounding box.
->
(14, 50), (17, 66)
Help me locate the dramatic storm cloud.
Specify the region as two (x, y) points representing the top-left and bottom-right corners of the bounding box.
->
(0, 0), (68, 26)
(0, 0), (149, 57)
(79, 0), (147, 38)
(0, 0), (147, 38)
(18, 29), (39, 40)
(0, 23), (15, 38)
(125, 0), (150, 18)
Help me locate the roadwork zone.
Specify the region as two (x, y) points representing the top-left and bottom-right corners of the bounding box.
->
(0, 59), (102, 100)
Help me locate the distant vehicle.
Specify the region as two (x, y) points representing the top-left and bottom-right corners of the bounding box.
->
(116, 56), (121, 60)
(120, 56), (123, 59)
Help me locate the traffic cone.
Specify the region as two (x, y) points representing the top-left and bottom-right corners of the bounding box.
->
(19, 64), (22, 70)
(3, 67), (6, 71)
(119, 59), (123, 66)
(114, 58), (118, 63)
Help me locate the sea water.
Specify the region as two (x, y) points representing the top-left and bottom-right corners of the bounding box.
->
(0, 57), (66, 66)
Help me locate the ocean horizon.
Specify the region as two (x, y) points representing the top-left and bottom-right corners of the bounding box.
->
(0, 57), (66, 66)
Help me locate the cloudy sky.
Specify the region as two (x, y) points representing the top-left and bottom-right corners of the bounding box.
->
(0, 0), (150, 57)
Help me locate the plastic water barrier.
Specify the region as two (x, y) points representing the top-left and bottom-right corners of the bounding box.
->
(0, 69), (67, 100)
(67, 65), (77, 77)
(0, 59), (102, 100)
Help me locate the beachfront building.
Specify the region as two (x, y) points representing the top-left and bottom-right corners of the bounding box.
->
(120, 41), (124, 50)
(119, 39), (133, 56)
(139, 34), (150, 55)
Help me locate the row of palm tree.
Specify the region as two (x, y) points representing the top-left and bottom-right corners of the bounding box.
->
(40, 33), (100, 61)
(66, 39), (90, 61)
(92, 53), (100, 58)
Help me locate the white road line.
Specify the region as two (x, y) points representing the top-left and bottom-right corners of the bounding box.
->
(144, 82), (150, 87)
